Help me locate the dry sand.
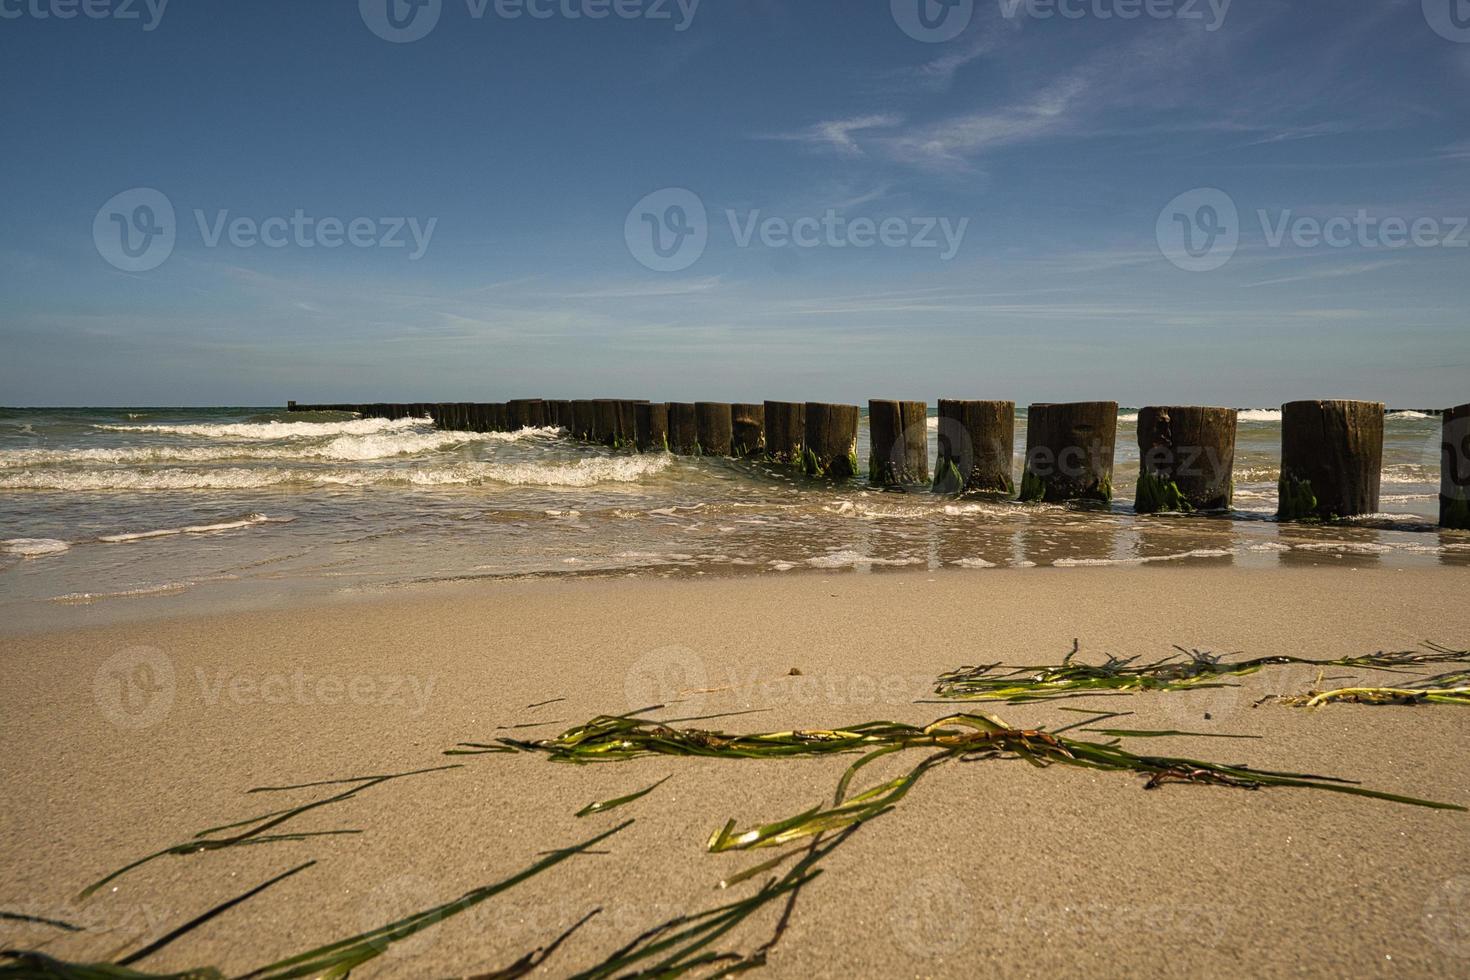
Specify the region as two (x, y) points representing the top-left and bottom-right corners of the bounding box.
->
(2, 566), (1469, 978)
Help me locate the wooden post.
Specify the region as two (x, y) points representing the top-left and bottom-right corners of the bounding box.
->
(636, 402), (670, 453)
(764, 401), (805, 464)
(696, 402), (733, 457)
(1443, 403), (1470, 529)
(592, 399), (618, 446)
(868, 400), (929, 488)
(508, 399), (546, 430)
(1135, 407), (1237, 513)
(287, 400), (298, 411)
(552, 400), (574, 432)
(572, 400), (594, 441)
(934, 399), (1015, 495)
(1020, 402), (1118, 504)
(802, 403), (860, 479)
(1278, 400), (1383, 521)
(668, 403), (699, 455)
(615, 401), (640, 449)
(732, 403), (766, 458)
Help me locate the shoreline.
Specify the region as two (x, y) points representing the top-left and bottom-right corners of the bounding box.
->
(4, 566), (1469, 977)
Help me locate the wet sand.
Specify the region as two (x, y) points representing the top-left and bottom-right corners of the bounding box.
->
(2, 567), (1469, 977)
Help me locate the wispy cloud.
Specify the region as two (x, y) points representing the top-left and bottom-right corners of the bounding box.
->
(760, 113), (903, 156)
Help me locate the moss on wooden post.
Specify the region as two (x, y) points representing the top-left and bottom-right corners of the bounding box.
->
(732, 403), (766, 458)
(764, 401), (805, 465)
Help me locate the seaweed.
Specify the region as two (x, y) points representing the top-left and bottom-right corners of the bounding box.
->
(931, 457), (965, 495)
(1136, 471), (1193, 514)
(577, 775), (672, 817)
(78, 766), (458, 900)
(932, 640), (1470, 703)
(1277, 472), (1319, 521)
(489, 710), (1462, 815)
(1018, 469), (1046, 503)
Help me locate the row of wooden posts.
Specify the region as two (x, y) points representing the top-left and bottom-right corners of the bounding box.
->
(287, 398), (1470, 529)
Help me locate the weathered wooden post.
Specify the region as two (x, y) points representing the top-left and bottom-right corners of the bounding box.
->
(764, 401), (805, 464)
(669, 403), (699, 455)
(1277, 400), (1383, 521)
(802, 403), (860, 479)
(1135, 407), (1237, 513)
(1020, 402), (1118, 504)
(696, 402), (734, 457)
(635, 402), (670, 453)
(868, 400), (929, 488)
(615, 401), (640, 449)
(934, 399), (1015, 495)
(1443, 403), (1470, 529)
(553, 400), (574, 432)
(732, 403), (766, 458)
(592, 399), (619, 446)
(572, 400), (594, 441)
(508, 399), (547, 430)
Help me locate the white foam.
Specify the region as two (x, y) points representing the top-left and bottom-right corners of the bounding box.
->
(953, 557), (997, 568)
(93, 416), (431, 440)
(1293, 542), (1394, 554)
(1118, 413), (1139, 423)
(1, 538), (71, 557)
(1386, 411), (1432, 420)
(1053, 549), (1233, 567)
(805, 550), (923, 569)
(1237, 409), (1283, 423)
(97, 513), (276, 543)
(0, 454), (671, 491)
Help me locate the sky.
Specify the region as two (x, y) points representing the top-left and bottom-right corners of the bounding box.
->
(1, 0), (1467, 408)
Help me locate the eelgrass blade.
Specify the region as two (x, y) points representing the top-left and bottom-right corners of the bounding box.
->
(576, 775), (671, 817)
(1278, 686), (1470, 707)
(466, 908), (600, 980)
(245, 765), (460, 794)
(0, 952), (223, 979)
(1081, 728), (1262, 740)
(933, 642), (1470, 703)
(0, 911), (82, 932)
(116, 863), (315, 967)
(237, 821), (631, 980)
(80, 767), (455, 899)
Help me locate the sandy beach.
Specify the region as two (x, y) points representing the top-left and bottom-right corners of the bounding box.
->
(3, 566), (1468, 978)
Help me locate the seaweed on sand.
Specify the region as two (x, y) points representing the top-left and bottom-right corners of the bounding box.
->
(78, 765), (459, 900)
(1276, 666), (1470, 707)
(932, 641), (1470, 703)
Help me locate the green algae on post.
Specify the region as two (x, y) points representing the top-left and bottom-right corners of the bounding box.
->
(577, 774), (672, 817)
(1135, 471), (1193, 514)
(1277, 472), (1319, 522)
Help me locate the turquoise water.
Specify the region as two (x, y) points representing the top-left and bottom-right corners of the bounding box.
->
(0, 406), (1462, 632)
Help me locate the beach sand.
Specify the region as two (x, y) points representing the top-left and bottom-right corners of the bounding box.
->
(3, 566), (1468, 977)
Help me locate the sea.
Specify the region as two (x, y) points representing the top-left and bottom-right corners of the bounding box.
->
(1, 406), (1464, 632)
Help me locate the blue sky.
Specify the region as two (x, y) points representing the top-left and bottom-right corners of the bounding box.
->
(1, 0), (1467, 407)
